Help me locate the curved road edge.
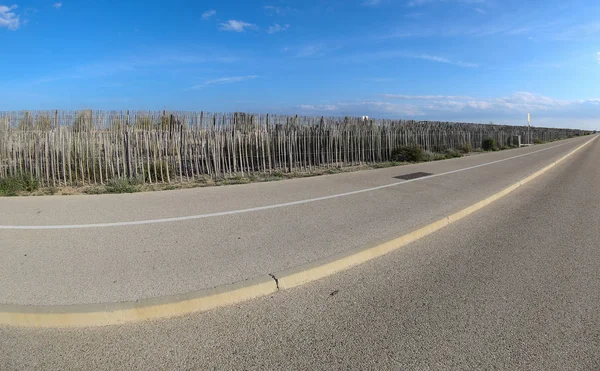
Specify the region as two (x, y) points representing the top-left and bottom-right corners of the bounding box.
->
(1, 135), (597, 328)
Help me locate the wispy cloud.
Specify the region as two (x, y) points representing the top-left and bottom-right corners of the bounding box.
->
(268, 23), (289, 34)
(404, 11), (426, 18)
(297, 92), (600, 128)
(376, 30), (432, 39)
(378, 16), (560, 40)
(219, 20), (256, 32)
(0, 4), (20, 30)
(360, 51), (479, 67)
(189, 75), (258, 89)
(264, 5), (296, 15)
(299, 104), (338, 111)
(201, 9), (216, 20)
(53, 2), (62, 9)
(474, 7), (485, 14)
(382, 91), (600, 116)
(369, 77), (394, 83)
(553, 22), (600, 40)
(28, 53), (240, 85)
(596, 52), (600, 64)
(382, 94), (475, 100)
(408, 0), (486, 7)
(284, 44), (327, 58)
(298, 101), (424, 116)
(363, 0), (382, 6)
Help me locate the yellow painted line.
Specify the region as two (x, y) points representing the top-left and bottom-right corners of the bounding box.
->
(0, 275), (277, 328)
(0, 135), (596, 328)
(276, 135), (597, 288)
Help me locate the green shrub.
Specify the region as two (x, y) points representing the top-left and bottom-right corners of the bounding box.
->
(41, 187), (57, 195)
(271, 171), (285, 178)
(482, 137), (498, 151)
(533, 138), (544, 144)
(391, 145), (425, 162)
(105, 177), (140, 193)
(461, 143), (472, 153)
(422, 151), (447, 162)
(83, 186), (107, 195)
(444, 149), (462, 159)
(0, 174), (39, 196)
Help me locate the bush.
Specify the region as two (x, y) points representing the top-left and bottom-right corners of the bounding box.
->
(105, 177), (141, 193)
(534, 138), (544, 144)
(391, 145), (425, 162)
(482, 137), (498, 151)
(83, 186), (107, 195)
(444, 149), (462, 159)
(0, 174), (39, 196)
(422, 151), (447, 162)
(461, 143), (472, 154)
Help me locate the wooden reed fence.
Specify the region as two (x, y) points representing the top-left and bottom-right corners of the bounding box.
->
(0, 110), (589, 187)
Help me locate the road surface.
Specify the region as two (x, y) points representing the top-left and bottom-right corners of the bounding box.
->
(1, 135), (599, 368)
(0, 136), (595, 306)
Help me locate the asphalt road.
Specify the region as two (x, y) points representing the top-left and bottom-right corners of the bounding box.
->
(0, 136), (595, 305)
(1, 135), (600, 369)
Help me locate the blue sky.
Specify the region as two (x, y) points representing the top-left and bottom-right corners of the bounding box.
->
(1, 0), (599, 129)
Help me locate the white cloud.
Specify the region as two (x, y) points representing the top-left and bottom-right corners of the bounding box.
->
(418, 54), (450, 63)
(298, 101), (424, 117)
(268, 23), (289, 34)
(474, 7), (485, 14)
(411, 92), (573, 113)
(553, 22), (600, 41)
(363, 0), (382, 6)
(284, 44), (327, 58)
(201, 9), (215, 20)
(408, 0), (486, 6)
(405, 53), (478, 67)
(370, 77), (394, 82)
(0, 4), (20, 30)
(29, 53), (239, 85)
(219, 20), (256, 32)
(189, 75), (258, 89)
(399, 52), (479, 67)
(382, 94), (475, 100)
(299, 104), (339, 111)
(264, 5), (295, 15)
(297, 92), (600, 129)
(405, 12), (426, 18)
(596, 52), (600, 64)
(331, 49), (479, 68)
(53, 2), (62, 9)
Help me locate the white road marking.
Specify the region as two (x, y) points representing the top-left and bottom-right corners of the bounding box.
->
(0, 141), (581, 230)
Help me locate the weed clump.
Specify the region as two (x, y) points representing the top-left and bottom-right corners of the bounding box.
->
(0, 174), (39, 196)
(444, 149), (463, 159)
(105, 177), (142, 193)
(392, 145), (425, 162)
(482, 137), (499, 151)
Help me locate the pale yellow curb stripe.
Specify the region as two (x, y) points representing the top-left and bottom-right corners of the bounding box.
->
(0, 136), (596, 328)
(275, 135), (597, 289)
(0, 276), (277, 328)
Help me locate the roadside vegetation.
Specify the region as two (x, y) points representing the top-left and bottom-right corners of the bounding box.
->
(0, 134), (577, 196)
(0, 173), (40, 196)
(0, 110), (593, 196)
